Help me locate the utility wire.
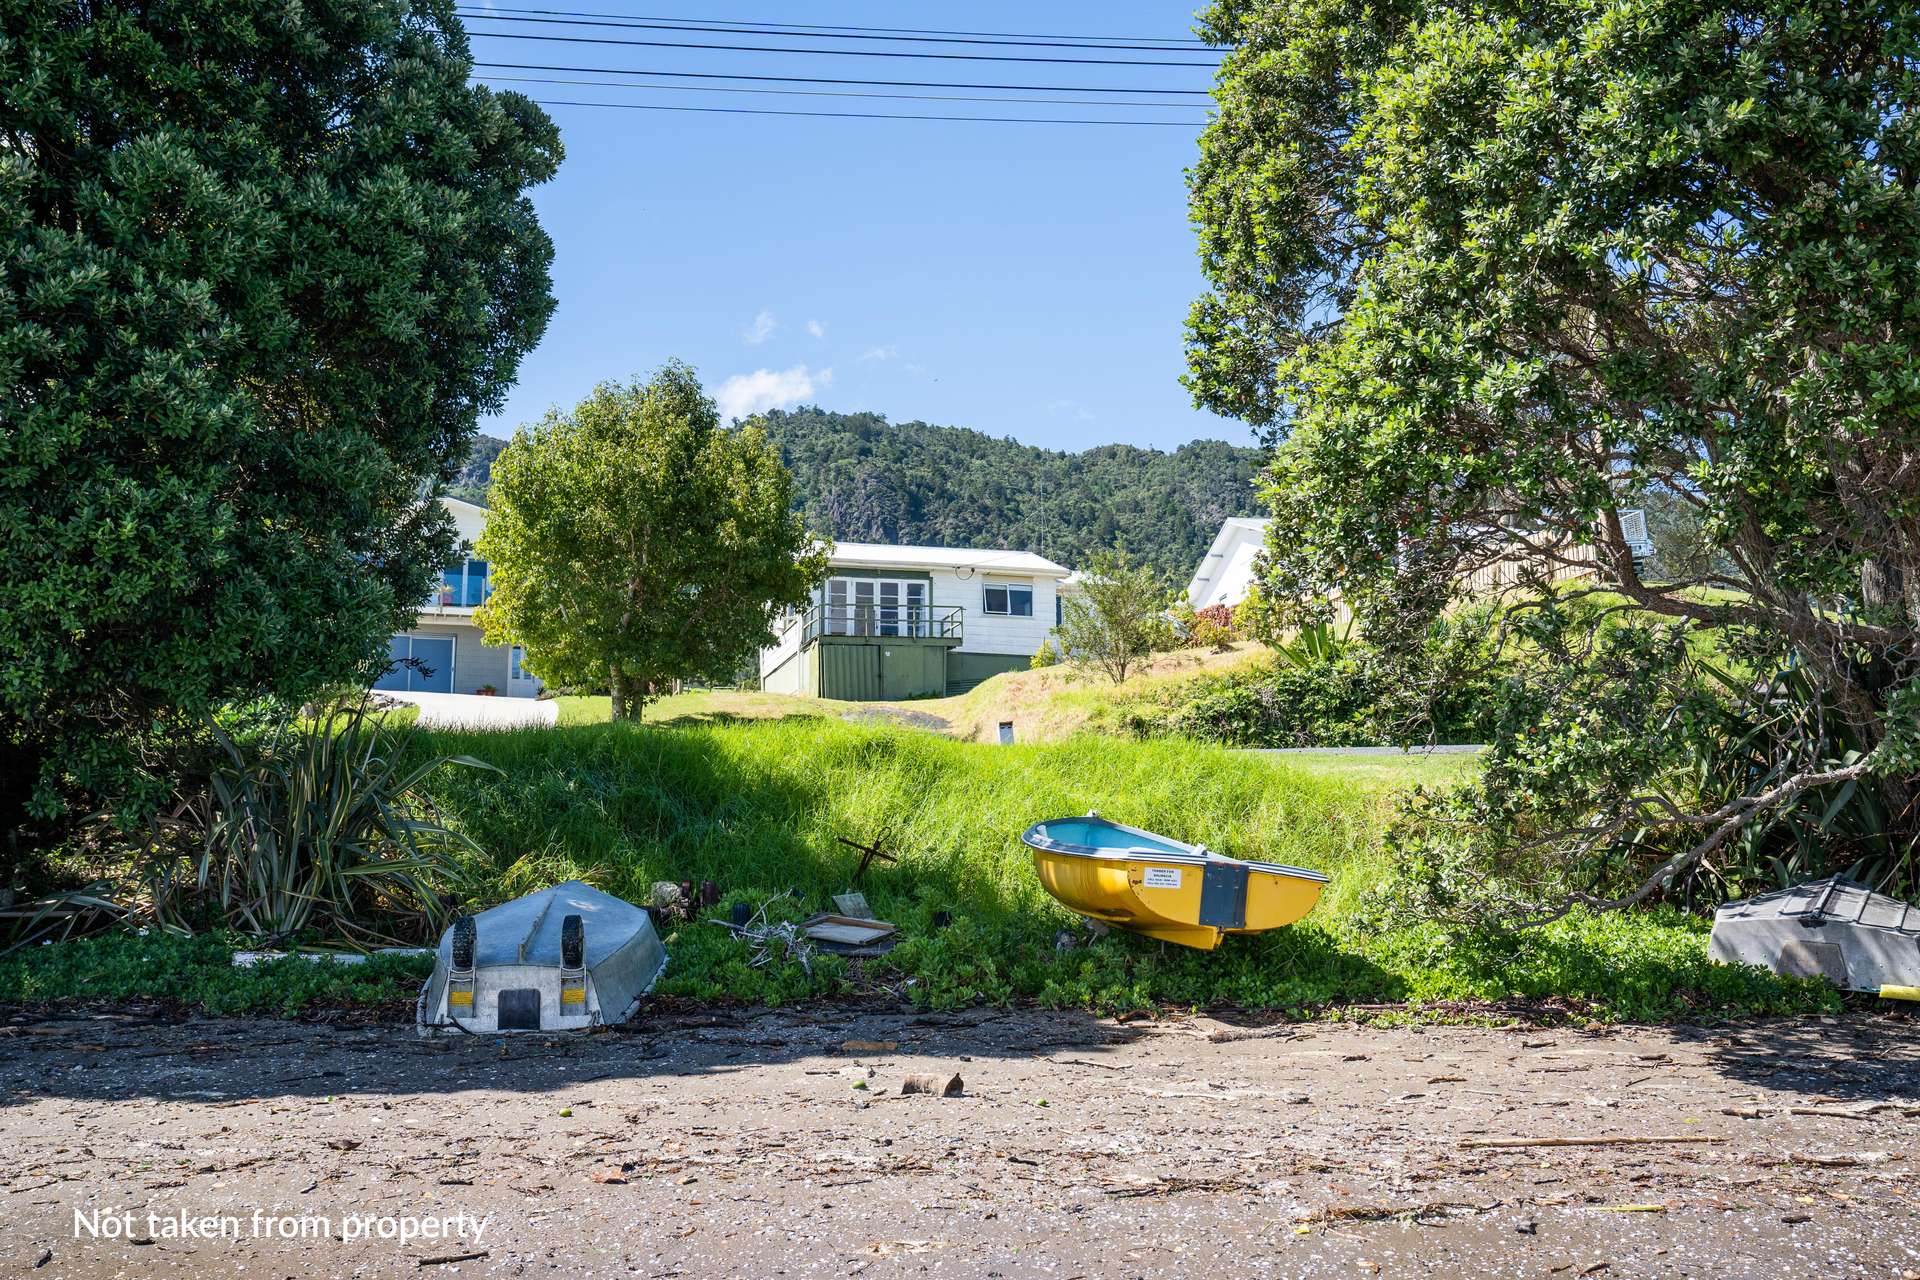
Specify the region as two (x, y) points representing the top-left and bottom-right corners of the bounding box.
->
(465, 29), (1221, 68)
(465, 6), (1215, 45)
(474, 60), (1216, 96)
(455, 9), (1218, 54)
(526, 97), (1204, 126)
(476, 74), (1206, 110)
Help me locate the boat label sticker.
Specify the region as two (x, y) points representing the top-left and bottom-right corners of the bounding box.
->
(1142, 867), (1182, 890)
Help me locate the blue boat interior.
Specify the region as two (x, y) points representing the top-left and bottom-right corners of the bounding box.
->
(1023, 816), (1330, 882)
(1029, 818), (1196, 857)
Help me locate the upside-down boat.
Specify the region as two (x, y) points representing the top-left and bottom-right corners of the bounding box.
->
(417, 881), (667, 1035)
(1020, 814), (1329, 951)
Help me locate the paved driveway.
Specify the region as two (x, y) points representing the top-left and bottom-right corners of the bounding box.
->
(380, 690), (557, 730)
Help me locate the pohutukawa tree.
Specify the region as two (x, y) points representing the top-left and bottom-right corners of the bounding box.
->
(0, 2), (560, 845)
(1188, 0), (1920, 914)
(476, 363), (830, 721)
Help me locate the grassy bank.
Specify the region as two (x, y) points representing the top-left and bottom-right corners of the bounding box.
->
(0, 718), (1831, 1020)
(399, 717), (1821, 1019)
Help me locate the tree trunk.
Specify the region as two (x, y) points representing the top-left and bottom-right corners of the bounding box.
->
(609, 665), (628, 722)
(1861, 557), (1906, 617)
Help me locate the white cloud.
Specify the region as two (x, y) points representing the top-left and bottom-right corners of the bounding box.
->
(805, 319), (827, 339)
(859, 344), (898, 362)
(1047, 398), (1096, 423)
(742, 309), (778, 345)
(716, 364), (833, 421)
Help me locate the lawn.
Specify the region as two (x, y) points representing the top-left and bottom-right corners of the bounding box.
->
(554, 688), (849, 728)
(550, 643), (1269, 743)
(0, 716), (1829, 1021)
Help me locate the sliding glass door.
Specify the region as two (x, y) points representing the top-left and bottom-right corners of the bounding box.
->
(824, 577), (929, 637)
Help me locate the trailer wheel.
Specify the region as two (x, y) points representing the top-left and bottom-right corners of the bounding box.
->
(561, 914), (584, 969)
(451, 915), (476, 971)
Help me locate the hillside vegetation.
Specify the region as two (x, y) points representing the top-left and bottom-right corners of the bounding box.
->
(453, 407), (1265, 578)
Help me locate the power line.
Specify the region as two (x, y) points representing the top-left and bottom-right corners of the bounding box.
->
(474, 61), (1217, 97)
(526, 97), (1204, 126)
(455, 9), (1218, 54)
(476, 74), (1207, 110)
(465, 6), (1214, 46)
(465, 29), (1221, 68)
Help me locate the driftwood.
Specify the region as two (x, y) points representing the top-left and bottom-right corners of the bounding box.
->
(899, 1073), (963, 1097)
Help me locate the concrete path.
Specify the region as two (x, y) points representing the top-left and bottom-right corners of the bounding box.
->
(381, 690), (557, 730)
(1239, 744), (1486, 756)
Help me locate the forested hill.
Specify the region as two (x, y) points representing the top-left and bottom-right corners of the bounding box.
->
(453, 407), (1265, 578)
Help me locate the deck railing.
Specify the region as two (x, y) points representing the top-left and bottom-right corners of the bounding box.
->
(780, 602), (964, 647)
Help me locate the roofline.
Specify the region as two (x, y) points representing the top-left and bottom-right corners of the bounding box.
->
(826, 547), (1072, 577)
(1185, 515), (1270, 599)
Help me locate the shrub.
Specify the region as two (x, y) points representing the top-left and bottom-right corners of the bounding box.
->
(1146, 614), (1500, 748)
(1056, 551), (1177, 682)
(1356, 604), (1918, 928)
(145, 699), (497, 945)
(1172, 602), (1238, 651)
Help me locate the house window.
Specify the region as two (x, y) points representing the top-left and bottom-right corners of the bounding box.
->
(510, 645), (526, 681)
(983, 583), (1033, 617)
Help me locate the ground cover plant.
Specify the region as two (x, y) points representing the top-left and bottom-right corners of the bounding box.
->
(0, 931), (432, 1017)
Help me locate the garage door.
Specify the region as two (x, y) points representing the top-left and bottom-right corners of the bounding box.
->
(373, 634), (455, 693)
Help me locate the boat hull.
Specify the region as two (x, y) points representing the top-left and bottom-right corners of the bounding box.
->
(1023, 817), (1327, 950)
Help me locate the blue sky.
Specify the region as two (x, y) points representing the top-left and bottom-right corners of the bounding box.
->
(465, 2), (1247, 453)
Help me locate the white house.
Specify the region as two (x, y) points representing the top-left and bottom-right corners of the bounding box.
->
(1185, 517), (1272, 613)
(370, 497), (543, 699)
(1184, 511), (1659, 612)
(759, 542), (1072, 700)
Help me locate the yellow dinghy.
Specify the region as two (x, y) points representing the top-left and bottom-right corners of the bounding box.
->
(1021, 814), (1328, 951)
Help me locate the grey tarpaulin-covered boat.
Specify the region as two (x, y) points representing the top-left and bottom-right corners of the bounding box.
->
(1708, 876), (1920, 992)
(417, 881), (667, 1035)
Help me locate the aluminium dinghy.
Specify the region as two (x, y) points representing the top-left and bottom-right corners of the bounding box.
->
(1020, 814), (1328, 950)
(417, 881), (667, 1034)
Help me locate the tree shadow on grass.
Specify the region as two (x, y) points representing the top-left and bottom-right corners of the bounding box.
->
(642, 707), (828, 730)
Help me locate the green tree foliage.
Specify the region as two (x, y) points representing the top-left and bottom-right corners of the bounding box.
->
(1055, 552), (1176, 684)
(1188, 0), (1920, 910)
(477, 363), (829, 720)
(455, 407), (1264, 578)
(0, 1), (560, 839)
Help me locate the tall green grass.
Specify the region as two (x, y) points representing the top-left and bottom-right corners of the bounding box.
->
(390, 718), (1829, 1020)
